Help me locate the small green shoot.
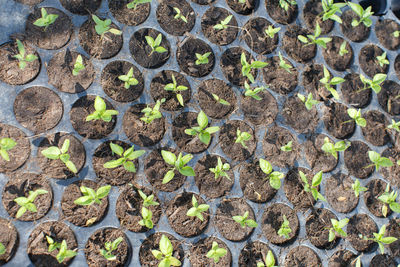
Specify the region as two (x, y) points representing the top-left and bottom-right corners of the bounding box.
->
(321, 137), (350, 159)
(103, 143), (145, 173)
(151, 235), (181, 267)
(209, 157), (231, 180)
(393, 31), (400, 38)
(86, 96), (119, 122)
(213, 15), (232, 31)
(138, 207), (154, 229)
(46, 237), (77, 264)
(118, 67), (138, 89)
(145, 34), (167, 56)
(241, 52), (268, 83)
(360, 224), (397, 254)
(173, 7), (187, 23)
(344, 108), (366, 127)
(319, 66), (344, 100)
(206, 241), (227, 264)
(366, 151), (393, 171)
(388, 119), (400, 132)
(297, 93), (319, 110)
(348, 2), (373, 28)
(195, 52), (211, 65)
(277, 215), (292, 239)
(256, 250), (277, 267)
(378, 184), (400, 217)
(299, 170), (326, 202)
(212, 93), (230, 106)
(140, 98), (165, 124)
(184, 111), (219, 145)
(100, 237), (124, 261)
(33, 8), (58, 30)
(358, 73), (387, 94)
(321, 0), (346, 23)
(339, 40), (348, 56)
(265, 25), (280, 39)
(279, 0), (297, 12)
(13, 39), (38, 70)
(92, 15), (121, 37)
(278, 52), (292, 73)
(0, 243), (5, 256)
(328, 218), (349, 242)
(376, 52), (389, 68)
(232, 211), (258, 228)
(186, 195), (210, 221)
(14, 189), (48, 218)
(352, 179), (367, 197)
(138, 190), (159, 207)
(280, 141), (293, 152)
(0, 138), (16, 161)
(298, 23), (332, 49)
(164, 74), (188, 107)
(127, 0), (152, 9)
(235, 129), (252, 149)
(73, 185), (111, 206)
(243, 81), (265, 100)
(41, 139), (77, 173)
(161, 150), (195, 184)
(259, 159), (284, 190)
(72, 55), (85, 76)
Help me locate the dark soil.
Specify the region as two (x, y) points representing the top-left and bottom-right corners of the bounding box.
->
(15, 0), (43, 5)
(238, 241), (272, 267)
(370, 254), (397, 267)
(265, 0), (298, 25)
(302, 64), (331, 100)
(303, 134), (338, 173)
(220, 47), (256, 86)
(375, 19), (400, 50)
(263, 55), (298, 95)
(323, 36), (353, 71)
(284, 246), (322, 267)
(306, 208), (338, 249)
(284, 167), (316, 209)
(14, 86), (63, 134)
(60, 0), (101, 15)
(109, 0), (150, 26)
(215, 198), (256, 242)
(325, 173), (359, 214)
(303, 0), (334, 34)
(377, 80), (400, 115)
(340, 9), (370, 42)
(395, 55), (400, 80)
(347, 213), (377, 252)
(344, 140), (374, 179)
(226, 0), (255, 15)
(364, 179), (390, 218)
(361, 110), (389, 146)
(61, 179), (108, 227)
(328, 250), (359, 267)
(282, 25), (317, 63)
(380, 148), (400, 187)
(0, 41), (41, 85)
(387, 218), (400, 257)
(201, 7), (238, 46)
(0, 218), (18, 265)
(27, 221), (77, 267)
(156, 0), (195, 36)
(69, 95), (117, 139)
(241, 89), (278, 126)
(359, 44), (388, 78)
(341, 73), (372, 108)
(322, 101), (355, 139)
(190, 237), (231, 267)
(242, 17), (279, 55)
(282, 95), (319, 133)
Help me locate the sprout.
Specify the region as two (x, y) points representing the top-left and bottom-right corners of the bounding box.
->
(278, 52), (292, 73)
(277, 215), (292, 238)
(243, 81), (265, 100)
(86, 96), (119, 122)
(206, 241), (227, 264)
(352, 179), (367, 197)
(46, 237), (77, 264)
(164, 74), (188, 107)
(279, 0), (297, 12)
(345, 108), (366, 127)
(319, 66), (345, 100)
(213, 15), (232, 31)
(161, 150), (195, 184)
(280, 141), (293, 152)
(0, 138), (17, 161)
(297, 93), (319, 110)
(209, 157), (231, 180)
(388, 119), (400, 132)
(184, 111), (220, 145)
(14, 189), (48, 218)
(328, 218), (349, 242)
(264, 25), (280, 39)
(118, 67), (138, 89)
(41, 139), (77, 174)
(256, 250), (277, 267)
(127, 0), (152, 9)
(376, 52), (389, 68)
(212, 93), (230, 106)
(145, 34), (167, 56)
(0, 243), (5, 256)
(241, 52), (268, 83)
(138, 190), (159, 207)
(138, 207), (154, 229)
(100, 237), (124, 261)
(393, 31), (400, 37)
(377, 184), (400, 217)
(366, 151), (393, 171)
(321, 137), (350, 159)
(235, 129), (252, 149)
(151, 235), (181, 267)
(298, 23), (332, 49)
(173, 7), (187, 23)
(186, 195), (210, 221)
(73, 185), (111, 206)
(339, 40), (348, 56)
(321, 0), (346, 23)
(92, 15), (121, 37)
(33, 8), (58, 30)
(140, 98), (165, 124)
(348, 2), (373, 28)
(195, 52), (211, 65)
(299, 170), (326, 202)
(103, 143), (145, 173)
(232, 211), (258, 228)
(358, 73), (387, 94)
(72, 55), (85, 76)
(259, 159), (284, 190)
(13, 39), (38, 70)
(360, 225), (397, 254)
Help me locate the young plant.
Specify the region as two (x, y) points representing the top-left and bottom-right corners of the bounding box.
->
(138, 190), (159, 207)
(321, 137), (350, 159)
(347, 2), (373, 28)
(186, 195), (210, 221)
(213, 15), (232, 31)
(92, 15), (121, 37)
(145, 34), (167, 56)
(359, 73), (387, 94)
(184, 111), (220, 145)
(243, 81), (265, 100)
(138, 207), (154, 229)
(13, 39), (38, 70)
(241, 52), (268, 83)
(328, 218), (349, 242)
(127, 0), (152, 9)
(339, 40), (349, 56)
(299, 170), (326, 202)
(361, 225), (397, 254)
(366, 151), (393, 171)
(256, 250), (277, 267)
(298, 23), (332, 49)
(209, 157), (231, 180)
(103, 143), (145, 172)
(173, 7), (187, 23)
(14, 189), (48, 218)
(73, 185), (111, 206)
(388, 119), (400, 132)
(259, 159), (284, 190)
(279, 0), (297, 12)
(212, 93), (230, 106)
(206, 241), (227, 264)
(195, 52), (211, 65)
(393, 31), (400, 38)
(118, 67), (138, 89)
(345, 108), (366, 127)
(232, 211), (258, 228)
(164, 74), (188, 106)
(280, 140), (293, 152)
(297, 93), (319, 110)
(377, 52), (389, 68)
(378, 184), (400, 217)
(235, 129), (252, 149)
(41, 139), (77, 173)
(265, 25), (280, 39)
(319, 66), (345, 100)
(161, 150), (195, 184)
(277, 215), (292, 239)
(321, 0), (346, 23)
(86, 96), (119, 122)
(151, 235), (181, 267)
(352, 179), (367, 197)
(100, 237), (124, 261)
(46, 237), (77, 264)
(33, 8), (58, 30)
(72, 55), (85, 76)
(0, 138), (16, 161)
(0, 242), (5, 256)
(140, 98), (165, 124)
(278, 52), (292, 73)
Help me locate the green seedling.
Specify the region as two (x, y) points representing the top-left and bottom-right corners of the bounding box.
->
(138, 190), (159, 207)
(358, 73), (387, 94)
(259, 159), (284, 190)
(278, 52), (292, 73)
(127, 0), (152, 9)
(151, 235), (181, 267)
(41, 139), (77, 173)
(100, 237), (124, 261)
(103, 143), (145, 173)
(393, 31), (400, 37)
(213, 15), (232, 30)
(184, 111), (220, 145)
(344, 108), (366, 127)
(280, 140), (293, 152)
(238, 0), (245, 4)
(72, 55), (85, 76)
(232, 211), (258, 228)
(86, 96), (119, 122)
(186, 195), (210, 221)
(161, 150), (195, 184)
(243, 81), (265, 100)
(388, 119), (400, 132)
(46, 237), (77, 264)
(366, 150), (393, 171)
(14, 189), (48, 218)
(140, 98), (165, 124)
(13, 39), (38, 70)
(92, 15), (121, 37)
(173, 7), (187, 23)
(321, 0), (346, 23)
(138, 207), (154, 229)
(360, 224), (397, 254)
(339, 40), (348, 56)
(256, 250), (277, 267)
(352, 179), (367, 197)
(74, 185), (111, 206)
(299, 170), (326, 202)
(298, 23), (332, 49)
(235, 128), (252, 149)
(33, 8), (58, 30)
(241, 52), (268, 83)
(378, 184), (400, 217)
(212, 93), (230, 106)
(319, 66), (344, 100)
(0, 138), (16, 161)
(195, 52), (211, 65)
(321, 137), (350, 159)
(279, 0), (297, 12)
(277, 215), (292, 239)
(328, 218), (349, 242)
(164, 74), (188, 106)
(297, 93), (319, 110)
(0, 242), (5, 256)
(206, 241), (227, 264)
(348, 2), (373, 27)
(265, 25), (280, 38)
(377, 52), (389, 67)
(209, 157), (231, 180)
(118, 67), (138, 89)
(145, 34), (167, 56)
